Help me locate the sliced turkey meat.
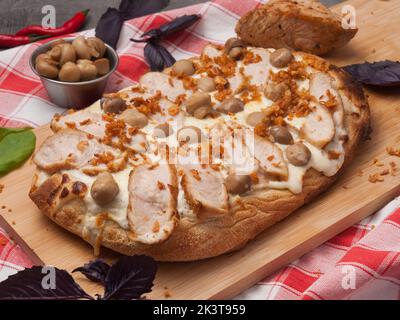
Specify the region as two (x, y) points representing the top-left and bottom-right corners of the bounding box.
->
(128, 163), (179, 244)
(149, 97), (185, 128)
(250, 136), (288, 179)
(181, 165), (228, 218)
(241, 47), (272, 86)
(310, 72), (344, 124)
(338, 89), (360, 115)
(119, 89), (184, 124)
(139, 72), (189, 102)
(301, 103), (335, 148)
(310, 72), (334, 102)
(217, 126), (258, 174)
(33, 129), (102, 173)
(51, 110), (148, 154)
(127, 132), (148, 154)
(51, 110), (105, 137)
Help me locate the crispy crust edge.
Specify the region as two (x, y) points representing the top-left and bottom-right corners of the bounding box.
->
(29, 66), (371, 261)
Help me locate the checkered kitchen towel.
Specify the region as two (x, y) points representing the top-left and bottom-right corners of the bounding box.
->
(0, 0), (399, 299)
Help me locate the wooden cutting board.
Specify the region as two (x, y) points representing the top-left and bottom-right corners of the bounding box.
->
(1, 0), (399, 299)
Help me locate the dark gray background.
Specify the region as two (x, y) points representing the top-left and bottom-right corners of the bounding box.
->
(0, 0), (341, 34)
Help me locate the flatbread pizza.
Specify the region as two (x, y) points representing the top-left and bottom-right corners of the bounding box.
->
(29, 40), (370, 261)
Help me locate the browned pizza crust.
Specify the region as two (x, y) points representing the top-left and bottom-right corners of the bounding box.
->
(29, 63), (370, 262)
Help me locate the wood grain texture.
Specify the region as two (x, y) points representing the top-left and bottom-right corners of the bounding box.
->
(0, 0), (399, 299)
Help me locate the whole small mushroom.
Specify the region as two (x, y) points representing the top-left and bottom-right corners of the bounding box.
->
(59, 62), (81, 82)
(185, 92), (212, 116)
(285, 142), (312, 166)
(36, 59), (59, 79)
(228, 47), (244, 60)
(72, 36), (98, 60)
(59, 43), (77, 65)
(224, 173), (252, 195)
(87, 37), (106, 58)
(172, 60), (195, 76)
(119, 109), (149, 129)
(48, 45), (62, 61)
(197, 77), (215, 92)
(264, 82), (288, 101)
(269, 126), (294, 145)
(270, 48), (294, 68)
(193, 106), (212, 119)
(76, 59), (98, 81)
(224, 38), (245, 60)
(246, 112), (265, 127)
(94, 58), (110, 76)
(91, 172), (120, 205)
(101, 96), (127, 114)
(217, 97), (244, 114)
(35, 53), (52, 65)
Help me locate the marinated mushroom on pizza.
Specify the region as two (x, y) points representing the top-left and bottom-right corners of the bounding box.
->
(29, 38), (370, 261)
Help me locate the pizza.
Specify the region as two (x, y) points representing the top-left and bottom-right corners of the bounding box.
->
(29, 39), (370, 261)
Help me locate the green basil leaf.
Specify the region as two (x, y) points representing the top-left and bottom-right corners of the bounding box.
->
(0, 127), (31, 141)
(0, 128), (36, 176)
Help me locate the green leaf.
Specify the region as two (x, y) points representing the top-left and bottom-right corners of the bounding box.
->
(0, 128), (36, 176)
(0, 127), (31, 141)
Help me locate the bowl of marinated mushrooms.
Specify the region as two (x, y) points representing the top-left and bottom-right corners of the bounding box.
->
(30, 36), (119, 109)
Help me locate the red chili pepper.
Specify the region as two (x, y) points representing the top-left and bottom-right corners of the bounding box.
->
(16, 9), (90, 37)
(0, 34), (50, 48)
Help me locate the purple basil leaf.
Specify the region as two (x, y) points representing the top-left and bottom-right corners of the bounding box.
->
(134, 14), (201, 42)
(95, 8), (124, 49)
(144, 41), (176, 71)
(96, 0), (170, 49)
(343, 60), (400, 87)
(0, 266), (93, 300)
(103, 255), (157, 300)
(119, 0), (170, 20)
(72, 259), (111, 284)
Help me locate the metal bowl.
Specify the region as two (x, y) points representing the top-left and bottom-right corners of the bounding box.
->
(30, 37), (119, 109)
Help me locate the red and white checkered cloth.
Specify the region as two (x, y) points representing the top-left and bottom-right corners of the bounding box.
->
(0, 0), (399, 299)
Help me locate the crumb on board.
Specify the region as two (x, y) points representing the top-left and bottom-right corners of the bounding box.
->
(163, 286), (172, 298)
(11, 221), (16, 225)
(1, 205), (6, 209)
(373, 158), (384, 167)
(368, 173), (384, 183)
(387, 147), (400, 157)
(390, 161), (398, 176)
(380, 169), (390, 176)
(0, 184), (4, 193)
